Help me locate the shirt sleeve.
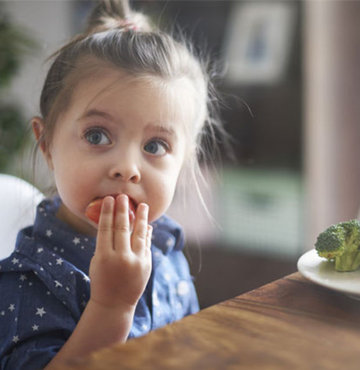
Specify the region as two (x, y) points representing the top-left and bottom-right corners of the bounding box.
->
(170, 224), (199, 316)
(173, 249), (200, 316)
(0, 270), (76, 370)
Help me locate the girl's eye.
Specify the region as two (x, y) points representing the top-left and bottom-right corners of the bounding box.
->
(144, 140), (168, 156)
(84, 128), (111, 146)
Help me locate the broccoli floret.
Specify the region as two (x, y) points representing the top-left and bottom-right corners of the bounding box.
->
(315, 219), (360, 272)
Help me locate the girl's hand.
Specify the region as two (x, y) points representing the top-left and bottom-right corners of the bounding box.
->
(88, 195), (152, 310)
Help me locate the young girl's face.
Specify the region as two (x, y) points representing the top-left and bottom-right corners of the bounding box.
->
(38, 66), (195, 236)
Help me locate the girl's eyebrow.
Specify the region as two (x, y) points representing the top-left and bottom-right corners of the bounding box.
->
(79, 109), (114, 121)
(80, 110), (177, 137)
(146, 124), (176, 138)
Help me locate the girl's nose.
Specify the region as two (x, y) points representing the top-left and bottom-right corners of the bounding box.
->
(109, 159), (141, 183)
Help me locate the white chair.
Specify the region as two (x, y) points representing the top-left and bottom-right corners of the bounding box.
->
(0, 174), (44, 260)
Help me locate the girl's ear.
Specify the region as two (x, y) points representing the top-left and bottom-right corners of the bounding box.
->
(31, 116), (53, 170)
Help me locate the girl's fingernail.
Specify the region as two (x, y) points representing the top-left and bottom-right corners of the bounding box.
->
(104, 195), (114, 207)
(142, 203), (149, 216)
(118, 194), (128, 206)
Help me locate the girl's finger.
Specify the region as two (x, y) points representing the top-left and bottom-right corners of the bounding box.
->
(95, 196), (115, 254)
(131, 203), (149, 254)
(113, 194), (131, 252)
(146, 225), (153, 250)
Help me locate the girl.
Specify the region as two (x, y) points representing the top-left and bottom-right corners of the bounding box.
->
(0, 0), (223, 368)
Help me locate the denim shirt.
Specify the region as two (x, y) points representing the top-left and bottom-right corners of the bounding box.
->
(0, 198), (199, 369)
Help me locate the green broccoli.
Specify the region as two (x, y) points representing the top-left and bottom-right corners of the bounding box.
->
(315, 219), (360, 272)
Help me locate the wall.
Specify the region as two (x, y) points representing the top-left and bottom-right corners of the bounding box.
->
(4, 0), (73, 186)
(5, 0), (73, 119)
(304, 1), (360, 247)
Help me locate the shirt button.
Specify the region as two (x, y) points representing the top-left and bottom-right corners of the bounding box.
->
(177, 280), (189, 296)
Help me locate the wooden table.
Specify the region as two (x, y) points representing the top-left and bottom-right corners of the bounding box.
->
(59, 272), (360, 369)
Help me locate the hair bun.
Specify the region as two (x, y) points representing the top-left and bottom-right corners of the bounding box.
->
(86, 0), (153, 34)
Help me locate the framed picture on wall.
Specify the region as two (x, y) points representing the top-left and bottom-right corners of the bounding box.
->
(223, 1), (296, 85)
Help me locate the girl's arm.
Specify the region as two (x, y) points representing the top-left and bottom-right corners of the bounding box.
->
(44, 195), (152, 368)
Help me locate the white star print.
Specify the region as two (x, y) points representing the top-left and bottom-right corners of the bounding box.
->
(177, 281), (189, 296)
(46, 229), (53, 237)
(176, 301), (183, 310)
(11, 258), (19, 265)
(153, 291), (160, 307)
(54, 280), (63, 288)
(83, 275), (90, 282)
(73, 237), (80, 245)
(36, 307), (46, 317)
(32, 324), (39, 331)
(12, 335), (19, 343)
(166, 237), (174, 248)
(56, 258), (63, 265)
(19, 274), (27, 281)
(8, 304), (15, 312)
(1, 311), (5, 316)
(37, 248), (44, 253)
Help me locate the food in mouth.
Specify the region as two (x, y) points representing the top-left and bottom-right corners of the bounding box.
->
(85, 195), (136, 225)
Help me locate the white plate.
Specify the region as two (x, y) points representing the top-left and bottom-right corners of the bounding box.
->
(297, 249), (360, 300)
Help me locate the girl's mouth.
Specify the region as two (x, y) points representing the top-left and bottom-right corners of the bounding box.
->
(85, 194), (137, 225)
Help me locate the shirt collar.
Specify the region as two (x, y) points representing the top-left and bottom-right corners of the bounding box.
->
(151, 215), (184, 255)
(27, 198), (183, 272)
(31, 197), (96, 274)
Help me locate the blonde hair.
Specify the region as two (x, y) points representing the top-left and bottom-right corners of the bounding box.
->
(37, 0), (226, 217)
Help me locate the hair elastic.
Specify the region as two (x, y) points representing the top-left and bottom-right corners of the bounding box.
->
(119, 17), (138, 31)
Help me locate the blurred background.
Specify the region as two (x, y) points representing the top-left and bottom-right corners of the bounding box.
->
(1, 0), (360, 309)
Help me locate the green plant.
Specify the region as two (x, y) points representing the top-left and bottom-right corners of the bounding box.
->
(0, 3), (37, 172)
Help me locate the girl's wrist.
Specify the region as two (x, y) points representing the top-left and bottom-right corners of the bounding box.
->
(83, 298), (136, 344)
(44, 295), (137, 367)
(87, 297), (137, 317)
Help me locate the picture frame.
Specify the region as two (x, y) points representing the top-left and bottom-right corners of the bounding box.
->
(223, 1), (296, 85)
